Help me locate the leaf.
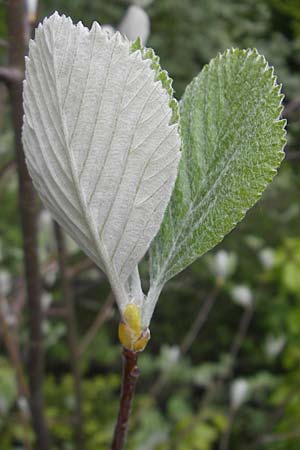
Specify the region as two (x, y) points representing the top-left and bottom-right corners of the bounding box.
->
(147, 49), (286, 321)
(22, 12), (180, 308)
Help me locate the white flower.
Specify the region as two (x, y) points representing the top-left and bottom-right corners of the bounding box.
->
(18, 396), (30, 415)
(26, 0), (38, 23)
(43, 268), (57, 286)
(213, 250), (237, 280)
(39, 209), (52, 228)
(101, 25), (115, 36)
(230, 379), (249, 410)
(130, 0), (154, 7)
(41, 292), (52, 312)
(264, 334), (286, 359)
(231, 285), (253, 308)
(118, 5), (150, 44)
(259, 248), (275, 269)
(165, 346), (180, 364)
(159, 345), (180, 371)
(0, 270), (11, 296)
(0, 297), (16, 326)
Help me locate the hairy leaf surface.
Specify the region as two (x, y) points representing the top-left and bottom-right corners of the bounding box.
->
(148, 49), (286, 320)
(22, 13), (180, 306)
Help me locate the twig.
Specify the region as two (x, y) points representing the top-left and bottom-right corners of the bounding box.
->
(0, 296), (30, 400)
(41, 255), (97, 284)
(79, 292), (114, 357)
(177, 305), (254, 443)
(0, 295), (32, 450)
(54, 223), (85, 449)
(46, 306), (67, 317)
(149, 286), (219, 400)
(111, 349), (140, 450)
(0, 66), (23, 84)
(229, 305), (253, 362)
(180, 286), (219, 355)
(261, 431), (300, 444)
(0, 38), (8, 47)
(10, 277), (26, 323)
(251, 386), (300, 447)
(202, 305), (254, 410)
(67, 258), (95, 278)
(219, 406), (235, 450)
(6, 1), (50, 448)
(210, 306), (254, 449)
(0, 159), (16, 180)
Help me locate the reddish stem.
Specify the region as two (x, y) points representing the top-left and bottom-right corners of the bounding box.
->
(111, 349), (140, 450)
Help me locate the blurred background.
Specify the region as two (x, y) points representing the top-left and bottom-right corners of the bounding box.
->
(0, 0), (300, 449)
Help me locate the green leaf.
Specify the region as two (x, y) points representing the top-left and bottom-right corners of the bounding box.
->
(147, 48), (286, 319)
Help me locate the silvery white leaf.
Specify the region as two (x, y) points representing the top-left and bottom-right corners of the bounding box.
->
(22, 12), (180, 309)
(119, 5), (150, 44)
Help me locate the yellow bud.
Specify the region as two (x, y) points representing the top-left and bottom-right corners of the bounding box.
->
(123, 303), (142, 336)
(133, 329), (150, 352)
(118, 303), (150, 352)
(118, 322), (135, 350)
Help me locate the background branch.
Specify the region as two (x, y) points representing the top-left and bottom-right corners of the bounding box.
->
(150, 285), (219, 400)
(0, 66), (23, 84)
(79, 292), (114, 357)
(6, 1), (50, 448)
(177, 304), (254, 443)
(54, 222), (85, 450)
(0, 294), (32, 449)
(0, 159), (16, 180)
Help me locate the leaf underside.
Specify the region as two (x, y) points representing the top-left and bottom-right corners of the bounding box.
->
(22, 12), (180, 304)
(150, 48), (286, 293)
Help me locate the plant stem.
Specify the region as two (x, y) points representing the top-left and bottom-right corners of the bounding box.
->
(5, 1), (50, 448)
(54, 223), (85, 449)
(111, 349), (140, 450)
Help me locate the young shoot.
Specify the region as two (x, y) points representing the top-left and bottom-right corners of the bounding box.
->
(22, 12), (286, 449)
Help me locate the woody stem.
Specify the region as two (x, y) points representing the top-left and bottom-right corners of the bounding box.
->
(111, 348), (140, 450)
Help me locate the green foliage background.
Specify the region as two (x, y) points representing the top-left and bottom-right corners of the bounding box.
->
(0, 0), (300, 449)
